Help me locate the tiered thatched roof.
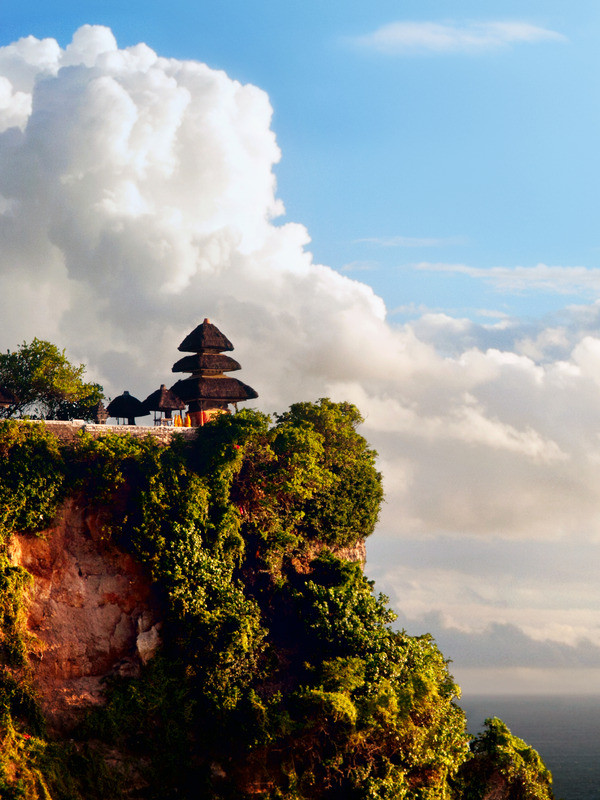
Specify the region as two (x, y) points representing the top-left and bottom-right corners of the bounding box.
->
(172, 353), (241, 375)
(171, 376), (258, 403)
(170, 319), (257, 412)
(178, 320), (234, 353)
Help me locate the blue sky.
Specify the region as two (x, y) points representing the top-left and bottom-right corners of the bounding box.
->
(3, 2), (600, 697)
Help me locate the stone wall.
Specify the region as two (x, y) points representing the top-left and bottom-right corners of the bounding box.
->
(31, 419), (200, 445)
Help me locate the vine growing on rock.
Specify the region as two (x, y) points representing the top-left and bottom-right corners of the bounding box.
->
(0, 404), (555, 800)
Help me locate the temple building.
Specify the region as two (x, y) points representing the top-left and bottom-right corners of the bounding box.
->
(92, 401), (109, 425)
(170, 319), (258, 426)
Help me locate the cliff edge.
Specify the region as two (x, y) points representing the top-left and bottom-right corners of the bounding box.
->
(0, 405), (554, 800)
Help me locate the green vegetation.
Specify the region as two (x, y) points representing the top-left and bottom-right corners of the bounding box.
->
(0, 338), (104, 421)
(456, 717), (554, 799)
(0, 401), (554, 799)
(0, 421), (67, 543)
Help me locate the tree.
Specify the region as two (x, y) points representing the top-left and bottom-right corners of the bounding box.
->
(457, 717), (555, 799)
(196, 400), (383, 550)
(0, 338), (104, 421)
(274, 399), (384, 546)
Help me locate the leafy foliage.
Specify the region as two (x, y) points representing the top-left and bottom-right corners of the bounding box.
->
(247, 551), (470, 799)
(0, 556), (33, 668)
(0, 421), (66, 544)
(456, 717), (554, 799)
(274, 400), (383, 547)
(0, 402), (555, 800)
(0, 338), (104, 421)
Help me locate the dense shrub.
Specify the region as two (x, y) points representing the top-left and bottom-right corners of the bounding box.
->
(0, 421), (66, 543)
(0, 403), (554, 799)
(456, 717), (554, 800)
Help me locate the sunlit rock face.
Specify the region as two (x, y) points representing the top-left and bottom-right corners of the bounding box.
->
(9, 499), (161, 731)
(7, 498), (366, 733)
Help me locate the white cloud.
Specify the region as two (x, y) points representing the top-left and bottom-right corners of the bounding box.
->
(352, 20), (566, 56)
(457, 668), (600, 695)
(355, 235), (466, 247)
(416, 262), (600, 294)
(1, 26), (600, 687)
(367, 533), (600, 691)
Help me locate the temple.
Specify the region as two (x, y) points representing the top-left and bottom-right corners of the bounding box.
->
(170, 319), (258, 426)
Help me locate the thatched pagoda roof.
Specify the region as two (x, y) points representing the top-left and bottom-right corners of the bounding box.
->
(172, 353), (241, 374)
(0, 385), (19, 406)
(178, 318), (233, 353)
(171, 377), (258, 404)
(143, 384), (185, 412)
(172, 318), (258, 410)
(106, 391), (149, 419)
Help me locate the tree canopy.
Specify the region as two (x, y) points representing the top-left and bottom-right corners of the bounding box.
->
(0, 338), (104, 421)
(457, 717), (554, 799)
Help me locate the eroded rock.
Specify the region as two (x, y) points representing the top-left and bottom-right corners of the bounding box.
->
(8, 499), (161, 731)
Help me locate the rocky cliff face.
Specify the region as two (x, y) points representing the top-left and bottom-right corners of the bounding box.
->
(8, 499), (162, 731)
(7, 498), (366, 734)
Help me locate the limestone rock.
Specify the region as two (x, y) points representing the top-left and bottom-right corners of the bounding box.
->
(9, 499), (161, 731)
(136, 623), (161, 665)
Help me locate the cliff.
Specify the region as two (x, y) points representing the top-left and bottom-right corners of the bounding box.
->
(0, 406), (554, 800)
(8, 499), (161, 732)
(7, 497), (365, 735)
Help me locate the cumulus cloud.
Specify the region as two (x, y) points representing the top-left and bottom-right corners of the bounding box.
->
(367, 533), (600, 693)
(0, 26), (599, 686)
(436, 622), (600, 669)
(352, 20), (566, 56)
(371, 536), (600, 636)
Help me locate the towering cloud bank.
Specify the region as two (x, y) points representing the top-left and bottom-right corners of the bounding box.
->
(2, 26), (600, 680)
(0, 25), (388, 401)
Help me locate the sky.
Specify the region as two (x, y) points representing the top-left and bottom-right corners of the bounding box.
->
(1, 1), (600, 695)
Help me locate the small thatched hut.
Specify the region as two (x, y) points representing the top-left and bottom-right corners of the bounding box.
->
(143, 384), (185, 425)
(106, 391), (149, 426)
(170, 319), (258, 426)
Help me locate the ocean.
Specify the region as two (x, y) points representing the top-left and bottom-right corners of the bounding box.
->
(459, 695), (600, 800)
